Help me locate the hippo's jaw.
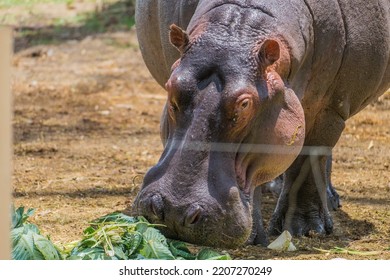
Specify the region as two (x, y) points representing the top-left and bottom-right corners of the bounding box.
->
(141, 197), (251, 249)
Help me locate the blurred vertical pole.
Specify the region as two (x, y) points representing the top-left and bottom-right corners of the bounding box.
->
(0, 26), (12, 260)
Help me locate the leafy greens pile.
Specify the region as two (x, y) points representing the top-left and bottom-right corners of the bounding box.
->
(11, 206), (62, 260)
(11, 206), (231, 260)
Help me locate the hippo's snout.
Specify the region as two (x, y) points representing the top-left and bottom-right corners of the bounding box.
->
(133, 181), (252, 248)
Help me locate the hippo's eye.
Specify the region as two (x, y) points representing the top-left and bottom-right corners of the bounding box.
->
(240, 99), (249, 109)
(237, 98), (252, 112)
(168, 101), (179, 120)
(171, 103), (178, 112)
(229, 96), (255, 126)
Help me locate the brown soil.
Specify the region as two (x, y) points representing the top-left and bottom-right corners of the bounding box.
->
(10, 1), (390, 260)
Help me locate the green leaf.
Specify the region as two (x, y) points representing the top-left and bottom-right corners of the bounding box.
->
(168, 240), (196, 260)
(196, 248), (231, 260)
(131, 254), (146, 260)
(25, 208), (35, 221)
(67, 237), (99, 258)
(136, 216), (150, 223)
(12, 231), (44, 260)
(91, 212), (139, 224)
(140, 227), (175, 260)
(11, 224), (40, 247)
(143, 227), (168, 245)
(122, 232), (143, 256)
(77, 237), (98, 248)
(23, 223), (40, 234)
(33, 233), (62, 260)
(11, 205), (22, 229)
(69, 247), (114, 260)
(83, 226), (96, 235)
(67, 255), (83, 260)
(11, 206), (36, 229)
(113, 246), (127, 260)
(135, 222), (149, 234)
(11, 227), (25, 247)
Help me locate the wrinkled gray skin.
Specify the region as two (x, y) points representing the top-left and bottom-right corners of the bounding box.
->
(133, 0), (390, 248)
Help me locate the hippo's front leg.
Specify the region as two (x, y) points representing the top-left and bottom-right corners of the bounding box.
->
(247, 187), (269, 246)
(269, 152), (333, 236)
(263, 155), (341, 211)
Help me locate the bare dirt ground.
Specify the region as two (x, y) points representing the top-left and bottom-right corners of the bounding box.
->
(8, 1), (390, 259)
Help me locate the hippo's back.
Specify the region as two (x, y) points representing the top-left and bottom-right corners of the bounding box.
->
(307, 0), (390, 119)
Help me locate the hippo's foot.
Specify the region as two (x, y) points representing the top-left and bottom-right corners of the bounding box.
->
(269, 196), (333, 236)
(268, 154), (333, 237)
(247, 218), (269, 246)
(247, 187), (269, 246)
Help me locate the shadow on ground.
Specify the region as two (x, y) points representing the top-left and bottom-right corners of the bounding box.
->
(333, 208), (375, 240)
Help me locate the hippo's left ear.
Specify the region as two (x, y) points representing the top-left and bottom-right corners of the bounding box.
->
(257, 39), (280, 67)
(169, 24), (189, 54)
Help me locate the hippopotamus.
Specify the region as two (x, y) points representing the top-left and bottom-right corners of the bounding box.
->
(132, 0), (390, 248)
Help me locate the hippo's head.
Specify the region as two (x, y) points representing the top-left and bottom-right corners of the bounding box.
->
(133, 19), (305, 248)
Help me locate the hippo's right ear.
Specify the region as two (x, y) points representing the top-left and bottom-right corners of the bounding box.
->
(169, 24), (189, 54)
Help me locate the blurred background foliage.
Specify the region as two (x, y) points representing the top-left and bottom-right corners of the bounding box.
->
(0, 0), (136, 51)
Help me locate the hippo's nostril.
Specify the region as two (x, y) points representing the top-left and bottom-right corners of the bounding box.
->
(184, 205), (202, 226)
(149, 194), (164, 221)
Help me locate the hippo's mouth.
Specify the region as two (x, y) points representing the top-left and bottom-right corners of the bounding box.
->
(234, 143), (253, 195)
(132, 176), (253, 248)
(157, 193), (252, 248)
